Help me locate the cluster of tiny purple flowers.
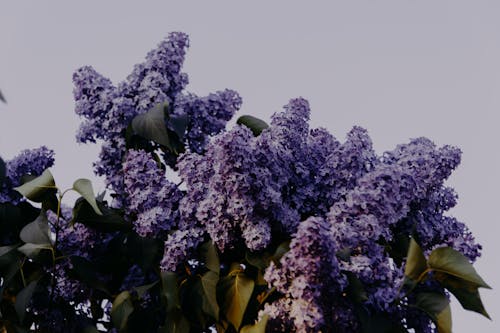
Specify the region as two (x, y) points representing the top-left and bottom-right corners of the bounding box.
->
(73, 32), (241, 207)
(0, 32), (484, 333)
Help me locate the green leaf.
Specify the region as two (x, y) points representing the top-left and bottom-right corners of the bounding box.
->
(132, 102), (171, 147)
(73, 179), (102, 215)
(434, 272), (490, 319)
(14, 169), (56, 202)
(70, 256), (107, 291)
(237, 115), (269, 136)
(200, 241), (220, 274)
(111, 291), (134, 331)
(414, 292), (452, 333)
(428, 247), (491, 289)
(134, 280), (159, 299)
(345, 271), (368, 303)
(246, 241), (290, 270)
(218, 269), (255, 330)
(336, 247), (352, 262)
(19, 211), (52, 245)
(271, 241), (290, 263)
(240, 314), (269, 333)
(169, 113), (188, 141)
(17, 243), (52, 258)
(0, 244), (19, 258)
(15, 279), (38, 323)
(404, 238), (427, 281)
(161, 271), (180, 312)
(160, 311), (190, 333)
(201, 270), (220, 320)
(71, 197), (130, 232)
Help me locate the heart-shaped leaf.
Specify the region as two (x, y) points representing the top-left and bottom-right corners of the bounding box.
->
(73, 178), (102, 215)
(111, 291), (134, 330)
(237, 115), (269, 136)
(201, 270), (220, 320)
(200, 241), (220, 274)
(218, 269), (255, 330)
(15, 280), (38, 323)
(20, 211), (52, 245)
(428, 247), (490, 289)
(169, 113), (188, 141)
(161, 271), (180, 312)
(414, 292), (452, 333)
(404, 238), (427, 287)
(14, 169), (56, 202)
(134, 280), (159, 299)
(434, 272), (490, 319)
(18, 243), (52, 258)
(132, 103), (170, 147)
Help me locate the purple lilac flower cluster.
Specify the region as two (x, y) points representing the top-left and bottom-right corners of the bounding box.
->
(177, 98), (377, 252)
(0, 146), (55, 204)
(176, 97), (480, 331)
(123, 149), (182, 237)
(73, 32), (241, 207)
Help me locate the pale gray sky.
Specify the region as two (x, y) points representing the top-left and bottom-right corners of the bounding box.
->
(1, 1), (498, 331)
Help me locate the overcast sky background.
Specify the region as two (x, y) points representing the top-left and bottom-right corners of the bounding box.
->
(0, 1), (498, 331)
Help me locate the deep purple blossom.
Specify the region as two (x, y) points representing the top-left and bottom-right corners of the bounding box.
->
(0, 146), (55, 204)
(172, 89), (242, 153)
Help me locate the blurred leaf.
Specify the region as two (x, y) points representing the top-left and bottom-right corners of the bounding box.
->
(246, 241), (290, 270)
(404, 238), (427, 281)
(19, 211), (51, 245)
(428, 247), (490, 289)
(0, 89), (6, 103)
(237, 115), (269, 136)
(201, 270), (220, 320)
(132, 102), (171, 147)
(81, 326), (100, 333)
(414, 292), (452, 333)
(129, 234), (162, 271)
(169, 113), (188, 141)
(159, 310), (190, 333)
(240, 315), (269, 333)
(336, 247), (352, 262)
(14, 279), (38, 323)
(134, 280), (158, 299)
(14, 169), (56, 202)
(73, 178), (102, 215)
(200, 241), (220, 274)
(0, 244), (19, 258)
(161, 271), (180, 312)
(71, 197), (130, 232)
(18, 243), (52, 258)
(434, 272), (491, 319)
(111, 291), (134, 331)
(218, 269), (255, 330)
(345, 271), (368, 303)
(0, 156), (6, 187)
(70, 256), (107, 292)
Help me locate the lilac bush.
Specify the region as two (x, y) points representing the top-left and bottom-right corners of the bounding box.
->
(0, 33), (490, 333)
